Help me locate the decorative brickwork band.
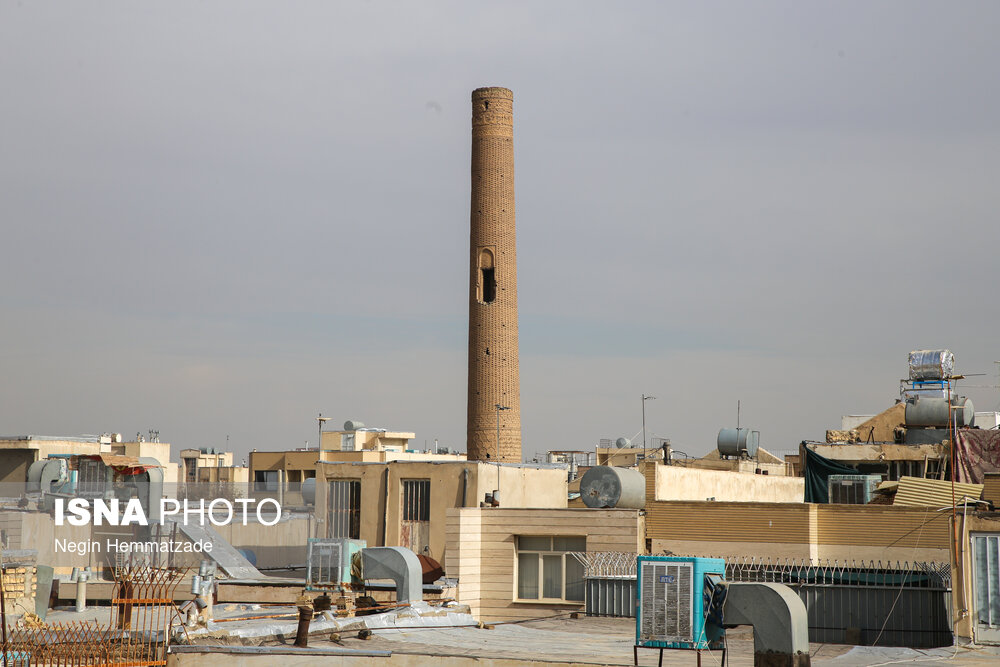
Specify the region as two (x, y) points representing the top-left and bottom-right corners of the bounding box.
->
(467, 87), (521, 463)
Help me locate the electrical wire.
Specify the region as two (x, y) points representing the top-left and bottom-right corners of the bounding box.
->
(871, 505), (931, 647)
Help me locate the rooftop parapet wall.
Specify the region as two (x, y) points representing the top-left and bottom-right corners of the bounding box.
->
(653, 463), (804, 503)
(646, 500), (950, 563)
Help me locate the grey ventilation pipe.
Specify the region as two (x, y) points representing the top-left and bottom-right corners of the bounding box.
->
(722, 582), (811, 667)
(138, 458), (165, 524)
(27, 459), (68, 493)
(361, 547), (422, 604)
(26, 460), (47, 492)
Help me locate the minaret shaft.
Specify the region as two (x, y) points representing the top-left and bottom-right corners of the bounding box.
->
(467, 87), (521, 463)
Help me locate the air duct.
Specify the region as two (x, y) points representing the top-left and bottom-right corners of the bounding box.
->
(27, 459), (69, 493)
(722, 582), (811, 666)
(361, 547), (422, 603)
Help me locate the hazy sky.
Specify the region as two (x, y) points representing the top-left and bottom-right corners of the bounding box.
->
(2, 1), (998, 462)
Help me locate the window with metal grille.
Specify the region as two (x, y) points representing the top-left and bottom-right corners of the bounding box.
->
(401, 480), (430, 521)
(516, 536), (586, 602)
(327, 480), (361, 539)
(77, 458), (107, 497)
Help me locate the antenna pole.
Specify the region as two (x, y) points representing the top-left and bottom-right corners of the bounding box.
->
(641, 395), (656, 451)
(642, 395), (646, 449)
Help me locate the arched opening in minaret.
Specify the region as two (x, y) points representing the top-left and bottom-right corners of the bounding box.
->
(478, 248), (496, 303)
(482, 268), (496, 302)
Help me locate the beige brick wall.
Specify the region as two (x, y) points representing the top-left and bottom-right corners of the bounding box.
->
(445, 507), (643, 622)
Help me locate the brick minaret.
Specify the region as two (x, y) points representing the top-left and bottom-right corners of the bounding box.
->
(467, 87), (521, 462)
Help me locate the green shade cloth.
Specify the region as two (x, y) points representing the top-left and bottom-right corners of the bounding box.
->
(803, 445), (858, 503)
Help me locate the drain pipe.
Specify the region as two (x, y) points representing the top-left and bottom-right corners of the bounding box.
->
(75, 570), (89, 613)
(722, 582), (811, 667)
(381, 466), (391, 546)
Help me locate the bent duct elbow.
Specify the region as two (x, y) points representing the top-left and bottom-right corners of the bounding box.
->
(722, 582), (811, 667)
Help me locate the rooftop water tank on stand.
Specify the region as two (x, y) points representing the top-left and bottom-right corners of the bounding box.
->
(579, 466), (645, 509)
(717, 428), (759, 459)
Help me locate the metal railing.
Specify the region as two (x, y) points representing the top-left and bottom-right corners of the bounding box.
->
(2, 558), (186, 666)
(568, 550), (636, 578)
(721, 556), (952, 648)
(724, 556), (951, 590)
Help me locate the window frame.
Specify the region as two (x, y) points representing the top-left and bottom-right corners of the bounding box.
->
(514, 535), (586, 604)
(401, 479), (431, 522)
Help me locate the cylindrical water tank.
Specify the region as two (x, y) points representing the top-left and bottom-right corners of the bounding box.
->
(344, 420), (364, 431)
(717, 428), (759, 458)
(301, 477), (316, 505)
(908, 349), (955, 381)
(955, 397), (975, 427)
(905, 396), (975, 427)
(579, 466), (645, 509)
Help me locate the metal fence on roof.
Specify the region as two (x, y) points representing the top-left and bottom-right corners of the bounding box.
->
(572, 552), (952, 647)
(724, 556), (952, 648)
(569, 551), (636, 579)
(1, 559), (186, 666)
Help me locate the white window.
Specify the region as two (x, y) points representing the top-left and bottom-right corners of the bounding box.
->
(516, 536), (586, 602)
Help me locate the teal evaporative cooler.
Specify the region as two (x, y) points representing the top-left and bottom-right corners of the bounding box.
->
(635, 556), (726, 654)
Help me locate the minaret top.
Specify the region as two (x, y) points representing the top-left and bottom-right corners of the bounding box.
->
(472, 86), (512, 100)
(471, 87), (513, 137)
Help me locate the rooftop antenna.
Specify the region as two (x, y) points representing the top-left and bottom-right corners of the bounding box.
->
(316, 413), (331, 452)
(737, 400), (741, 430)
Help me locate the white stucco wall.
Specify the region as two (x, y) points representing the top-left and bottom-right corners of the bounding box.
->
(655, 464), (804, 503)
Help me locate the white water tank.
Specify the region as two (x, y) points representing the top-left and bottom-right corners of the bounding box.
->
(579, 466), (646, 509)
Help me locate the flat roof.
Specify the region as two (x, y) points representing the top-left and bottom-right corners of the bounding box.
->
(317, 460), (568, 469)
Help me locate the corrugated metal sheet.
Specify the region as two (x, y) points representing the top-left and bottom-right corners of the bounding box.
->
(643, 461), (656, 502)
(97, 454), (146, 467)
(983, 473), (1000, 505)
(586, 578), (636, 617)
(893, 476), (983, 508)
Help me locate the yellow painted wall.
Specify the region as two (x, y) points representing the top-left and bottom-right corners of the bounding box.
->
(646, 500), (950, 563)
(315, 461), (568, 566)
(952, 512), (1000, 641)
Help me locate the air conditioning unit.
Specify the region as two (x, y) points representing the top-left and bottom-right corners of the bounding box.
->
(306, 538), (366, 589)
(636, 556), (726, 650)
(827, 474), (882, 504)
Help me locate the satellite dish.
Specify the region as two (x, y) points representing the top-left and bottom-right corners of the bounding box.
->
(615, 437), (630, 448)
